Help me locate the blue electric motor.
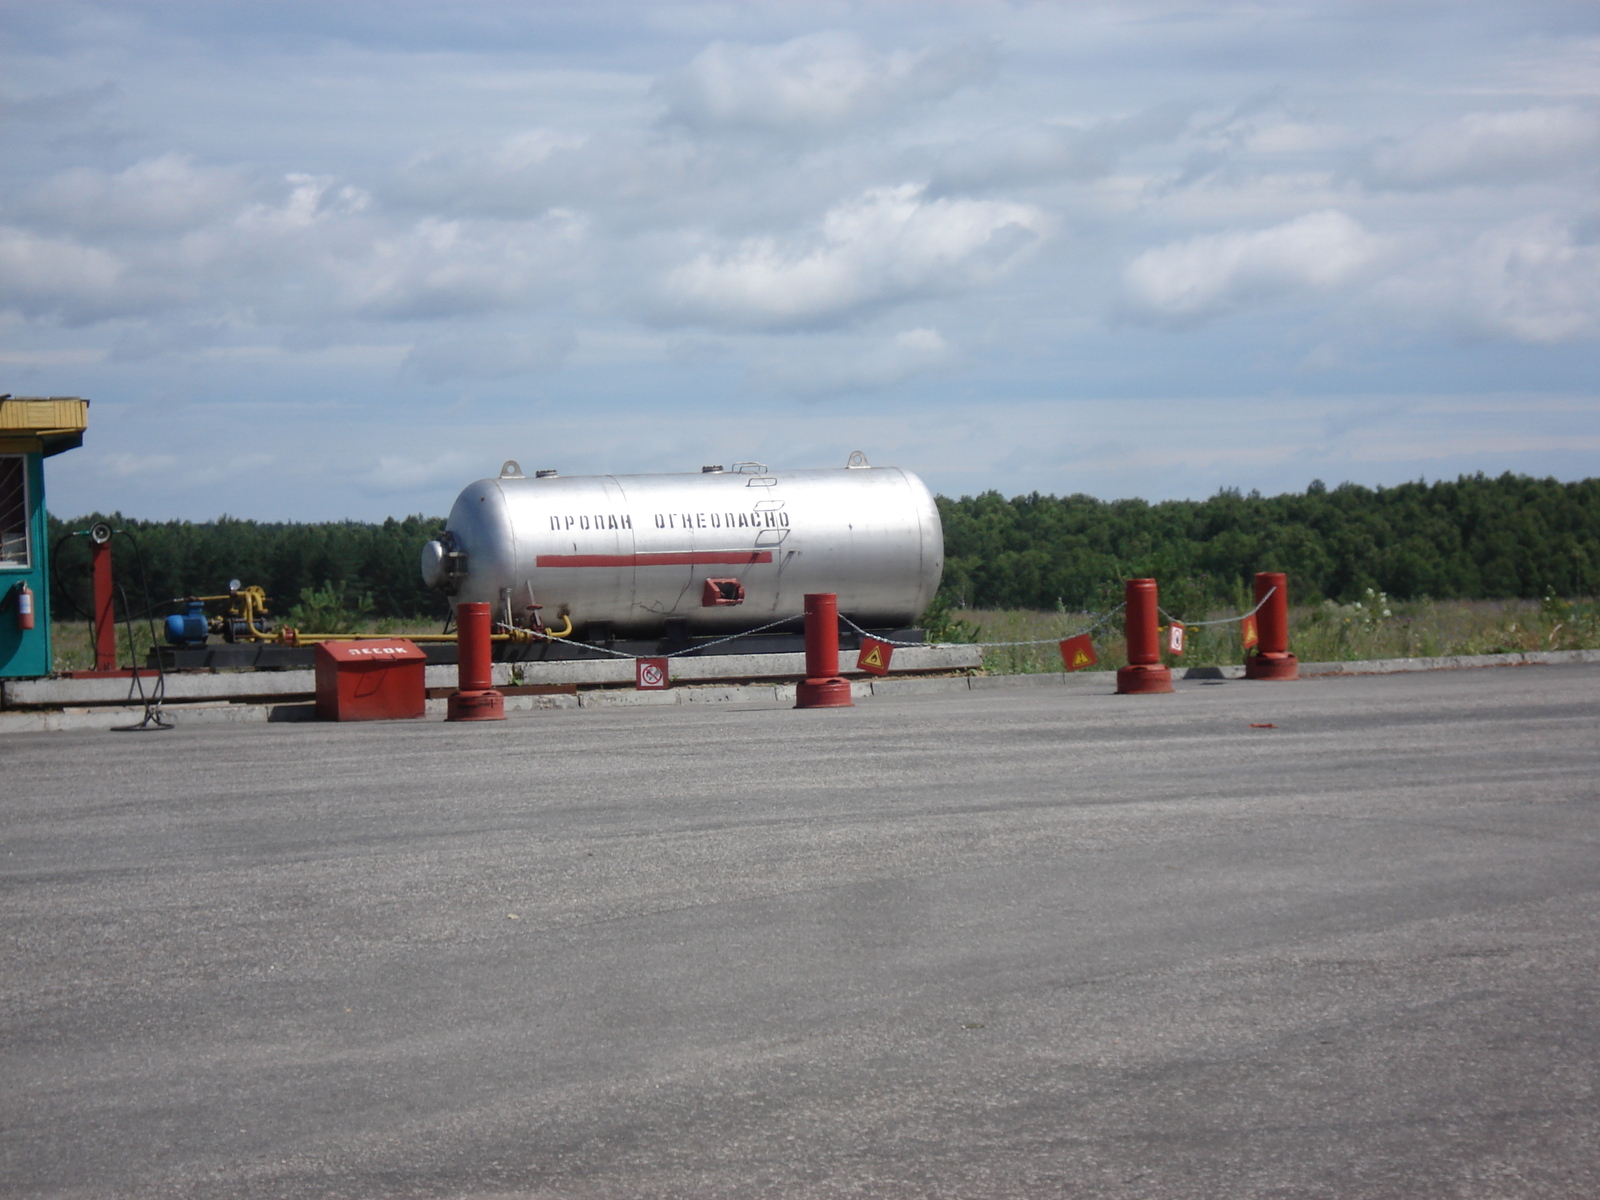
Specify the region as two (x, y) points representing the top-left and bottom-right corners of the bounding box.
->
(164, 600), (210, 647)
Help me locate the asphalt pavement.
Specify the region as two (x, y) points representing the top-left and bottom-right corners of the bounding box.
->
(3, 664), (1597, 1198)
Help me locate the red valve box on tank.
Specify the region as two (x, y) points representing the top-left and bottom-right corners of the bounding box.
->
(314, 639), (427, 721)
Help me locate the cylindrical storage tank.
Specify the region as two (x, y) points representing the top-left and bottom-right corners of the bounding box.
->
(421, 461), (943, 636)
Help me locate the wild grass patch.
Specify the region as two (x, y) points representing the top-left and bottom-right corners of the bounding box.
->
(952, 593), (1600, 675)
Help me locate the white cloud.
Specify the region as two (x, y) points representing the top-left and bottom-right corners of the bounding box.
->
(1383, 218), (1600, 344)
(6, 3), (1600, 522)
(402, 327), (573, 382)
(1364, 106), (1600, 189)
(661, 183), (1045, 329)
(395, 129), (649, 219)
(0, 226), (133, 323)
(360, 451), (480, 494)
(748, 327), (955, 396)
(97, 451), (180, 479)
(25, 153), (255, 234)
(0, 164), (587, 333)
(341, 212), (586, 320)
(929, 125), (1114, 193)
(1122, 210), (1381, 324)
(108, 318), (228, 362)
(929, 105), (1194, 194)
(232, 173), (354, 236)
(658, 32), (996, 134)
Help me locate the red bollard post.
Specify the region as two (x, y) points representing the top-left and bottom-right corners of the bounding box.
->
(794, 592), (854, 709)
(92, 537), (117, 671)
(1116, 578), (1174, 695)
(447, 601), (506, 721)
(1244, 571), (1298, 680)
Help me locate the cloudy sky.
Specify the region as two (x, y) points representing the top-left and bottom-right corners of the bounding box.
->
(3, 1), (1597, 520)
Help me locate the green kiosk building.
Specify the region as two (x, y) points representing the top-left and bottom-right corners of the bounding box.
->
(1, 395), (89, 679)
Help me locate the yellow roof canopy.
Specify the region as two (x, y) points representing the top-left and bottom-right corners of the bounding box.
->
(0, 395), (90, 457)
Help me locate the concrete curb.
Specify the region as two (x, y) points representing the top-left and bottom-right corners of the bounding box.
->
(0, 644), (983, 709)
(1299, 648), (1600, 673)
(2, 648), (1595, 734)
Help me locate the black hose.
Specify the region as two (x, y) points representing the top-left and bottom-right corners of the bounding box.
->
(49, 532), (94, 622)
(109, 528), (172, 732)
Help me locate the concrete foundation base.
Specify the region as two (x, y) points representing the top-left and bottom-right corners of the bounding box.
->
(446, 690), (506, 721)
(1116, 664), (1174, 694)
(795, 678), (853, 708)
(1245, 653), (1300, 681)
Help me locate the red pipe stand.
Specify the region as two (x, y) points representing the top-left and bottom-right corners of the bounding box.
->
(795, 592), (853, 708)
(92, 539), (117, 671)
(1244, 571), (1298, 680)
(447, 601), (506, 721)
(1116, 578), (1173, 694)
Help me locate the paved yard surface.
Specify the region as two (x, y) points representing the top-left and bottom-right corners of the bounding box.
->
(3, 664), (1597, 1198)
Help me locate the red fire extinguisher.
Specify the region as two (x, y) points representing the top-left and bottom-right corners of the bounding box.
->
(15, 583), (34, 631)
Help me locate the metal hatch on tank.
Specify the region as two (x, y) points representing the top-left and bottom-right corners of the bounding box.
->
(420, 453), (943, 638)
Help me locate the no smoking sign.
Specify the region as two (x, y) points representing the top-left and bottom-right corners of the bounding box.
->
(635, 657), (670, 690)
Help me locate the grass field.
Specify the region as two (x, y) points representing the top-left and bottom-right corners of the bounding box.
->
(955, 593), (1600, 675)
(46, 593), (1600, 675)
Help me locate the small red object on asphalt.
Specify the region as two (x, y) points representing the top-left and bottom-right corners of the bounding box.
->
(1249, 723), (1278, 728)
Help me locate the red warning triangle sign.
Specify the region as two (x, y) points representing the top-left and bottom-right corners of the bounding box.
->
(1240, 613), (1259, 649)
(1059, 633), (1097, 671)
(856, 638), (893, 677)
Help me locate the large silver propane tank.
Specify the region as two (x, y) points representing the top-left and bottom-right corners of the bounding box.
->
(420, 455), (943, 636)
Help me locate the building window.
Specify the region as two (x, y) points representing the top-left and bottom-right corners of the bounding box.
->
(0, 456), (28, 568)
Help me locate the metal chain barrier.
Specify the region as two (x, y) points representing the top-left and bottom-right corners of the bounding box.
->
(840, 603), (1126, 650)
(505, 613), (806, 661)
(500, 584), (1255, 667)
(510, 631), (632, 659)
(498, 585), (1262, 668)
(662, 614), (803, 658)
(504, 603), (1132, 664)
(1158, 585), (1276, 629)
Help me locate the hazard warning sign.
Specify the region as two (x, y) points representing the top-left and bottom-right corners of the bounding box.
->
(856, 637), (893, 676)
(635, 657), (669, 690)
(1059, 633), (1097, 671)
(1240, 614), (1259, 649)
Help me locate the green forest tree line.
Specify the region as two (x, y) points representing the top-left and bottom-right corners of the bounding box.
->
(47, 472), (1599, 621)
(46, 513), (445, 624)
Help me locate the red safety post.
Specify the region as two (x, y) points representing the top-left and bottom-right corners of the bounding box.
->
(795, 592), (853, 708)
(1116, 578), (1173, 695)
(447, 601), (506, 721)
(92, 536), (117, 671)
(1244, 571), (1298, 680)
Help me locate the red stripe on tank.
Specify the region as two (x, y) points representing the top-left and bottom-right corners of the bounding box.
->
(534, 551), (774, 567)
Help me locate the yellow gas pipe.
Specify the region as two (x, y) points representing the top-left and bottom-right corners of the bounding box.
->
(221, 590), (574, 646)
